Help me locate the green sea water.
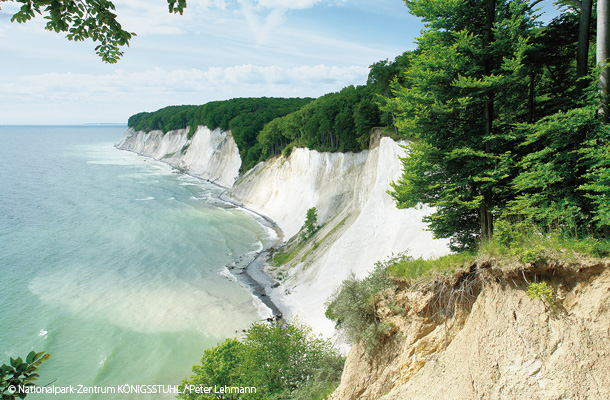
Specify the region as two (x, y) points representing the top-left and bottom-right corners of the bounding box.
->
(0, 126), (272, 399)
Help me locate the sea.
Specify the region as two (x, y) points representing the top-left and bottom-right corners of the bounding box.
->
(0, 125), (274, 399)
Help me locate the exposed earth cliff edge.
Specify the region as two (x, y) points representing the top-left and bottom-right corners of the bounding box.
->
(330, 255), (610, 400)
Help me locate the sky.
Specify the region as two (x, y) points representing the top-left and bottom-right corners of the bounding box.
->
(0, 0), (562, 125)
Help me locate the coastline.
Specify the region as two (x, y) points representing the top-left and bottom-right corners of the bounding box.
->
(116, 128), (451, 343)
(115, 144), (287, 322)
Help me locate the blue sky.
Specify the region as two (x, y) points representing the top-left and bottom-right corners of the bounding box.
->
(0, 0), (561, 124)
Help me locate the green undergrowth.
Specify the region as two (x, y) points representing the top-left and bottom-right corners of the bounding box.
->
(387, 221), (610, 281)
(327, 221), (610, 352)
(477, 220), (610, 263)
(271, 241), (305, 267)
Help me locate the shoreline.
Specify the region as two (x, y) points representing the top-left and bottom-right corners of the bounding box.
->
(114, 144), (287, 321)
(218, 190), (286, 320)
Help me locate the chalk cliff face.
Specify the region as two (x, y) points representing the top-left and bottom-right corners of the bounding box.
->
(229, 134), (450, 338)
(117, 127), (241, 188)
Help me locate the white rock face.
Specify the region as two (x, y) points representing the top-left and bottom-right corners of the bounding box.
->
(230, 147), (368, 239)
(230, 136), (450, 338)
(117, 126), (241, 188)
(179, 127), (241, 187)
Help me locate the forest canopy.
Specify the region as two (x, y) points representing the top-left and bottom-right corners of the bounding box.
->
(127, 55), (407, 171)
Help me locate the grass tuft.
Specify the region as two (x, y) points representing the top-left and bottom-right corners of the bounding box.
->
(386, 252), (475, 280)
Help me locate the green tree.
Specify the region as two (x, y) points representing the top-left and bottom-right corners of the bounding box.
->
(1, 351), (50, 399)
(507, 106), (602, 233)
(367, 53), (411, 134)
(179, 322), (343, 400)
(581, 120), (610, 233)
(2, 0), (186, 63)
(388, 0), (538, 250)
(303, 207), (318, 239)
(556, 0), (594, 92)
(239, 322), (335, 398)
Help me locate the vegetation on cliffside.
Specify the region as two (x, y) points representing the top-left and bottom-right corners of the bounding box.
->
(326, 222), (610, 357)
(126, 53), (409, 171)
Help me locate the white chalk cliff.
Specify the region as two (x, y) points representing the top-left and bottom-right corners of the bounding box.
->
(230, 133), (449, 338)
(117, 126), (241, 188)
(117, 126), (449, 338)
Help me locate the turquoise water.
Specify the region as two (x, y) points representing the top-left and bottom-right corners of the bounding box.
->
(0, 126), (271, 398)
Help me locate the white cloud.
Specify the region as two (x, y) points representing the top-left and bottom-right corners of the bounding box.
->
(1, 64), (367, 95)
(236, 0), (284, 43)
(254, 0), (324, 10)
(0, 64), (368, 124)
(234, 0), (333, 43)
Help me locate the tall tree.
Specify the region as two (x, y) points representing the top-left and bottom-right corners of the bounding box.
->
(389, 0), (537, 250)
(481, 0), (497, 241)
(558, 0), (594, 92)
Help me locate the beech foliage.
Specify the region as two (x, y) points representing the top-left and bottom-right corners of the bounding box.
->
(388, 0), (610, 250)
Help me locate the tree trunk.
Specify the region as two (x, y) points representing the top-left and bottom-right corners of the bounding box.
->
(480, 191), (494, 242)
(480, 0), (495, 241)
(598, 0), (610, 121)
(576, 0), (593, 92)
(528, 72), (536, 123)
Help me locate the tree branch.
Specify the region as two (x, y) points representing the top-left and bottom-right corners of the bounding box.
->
(558, 0), (582, 10)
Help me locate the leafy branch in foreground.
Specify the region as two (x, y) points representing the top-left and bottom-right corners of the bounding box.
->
(2, 0), (186, 63)
(1, 351), (50, 399)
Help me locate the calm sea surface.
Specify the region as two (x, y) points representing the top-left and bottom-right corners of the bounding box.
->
(0, 126), (271, 399)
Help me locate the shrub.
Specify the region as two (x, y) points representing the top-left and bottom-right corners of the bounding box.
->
(526, 281), (555, 308)
(325, 262), (395, 353)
